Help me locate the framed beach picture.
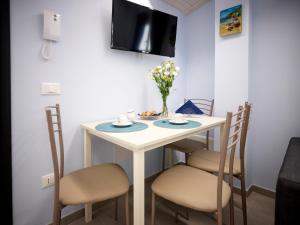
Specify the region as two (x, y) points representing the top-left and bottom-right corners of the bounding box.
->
(220, 5), (242, 37)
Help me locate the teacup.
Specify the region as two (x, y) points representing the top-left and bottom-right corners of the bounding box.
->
(127, 109), (136, 122)
(117, 114), (129, 125)
(173, 113), (184, 122)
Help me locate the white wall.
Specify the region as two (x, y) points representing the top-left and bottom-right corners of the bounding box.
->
(184, 0), (300, 192)
(11, 0), (300, 224)
(185, 0), (215, 100)
(213, 0), (250, 187)
(214, 0), (249, 116)
(10, 0), (186, 224)
(247, 0), (300, 190)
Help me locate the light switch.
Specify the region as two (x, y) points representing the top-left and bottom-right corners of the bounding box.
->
(41, 82), (61, 95)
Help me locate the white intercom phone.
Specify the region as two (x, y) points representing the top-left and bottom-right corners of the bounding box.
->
(41, 10), (61, 60)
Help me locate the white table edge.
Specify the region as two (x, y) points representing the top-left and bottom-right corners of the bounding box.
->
(80, 119), (225, 152)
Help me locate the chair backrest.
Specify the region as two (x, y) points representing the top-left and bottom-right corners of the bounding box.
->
(45, 104), (64, 195)
(239, 102), (251, 167)
(216, 103), (251, 225)
(184, 98), (214, 149)
(184, 98), (214, 116)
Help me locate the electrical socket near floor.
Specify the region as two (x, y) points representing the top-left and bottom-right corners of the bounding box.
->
(41, 173), (54, 189)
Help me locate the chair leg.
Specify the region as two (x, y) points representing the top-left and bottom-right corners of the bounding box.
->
(229, 193), (235, 225)
(151, 192), (156, 225)
(53, 202), (62, 225)
(125, 193), (129, 225)
(185, 208), (190, 220)
(162, 146), (166, 171)
(216, 209), (222, 225)
(206, 130), (210, 150)
(185, 153), (189, 165)
(115, 197), (118, 221)
(228, 174), (234, 225)
(175, 207), (190, 221)
(240, 175), (248, 225)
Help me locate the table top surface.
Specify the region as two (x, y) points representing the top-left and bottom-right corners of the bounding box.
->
(81, 115), (225, 152)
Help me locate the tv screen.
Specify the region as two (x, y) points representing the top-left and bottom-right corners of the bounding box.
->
(111, 0), (178, 57)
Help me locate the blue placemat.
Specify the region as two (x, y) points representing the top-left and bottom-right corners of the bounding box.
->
(95, 122), (148, 133)
(153, 119), (201, 129)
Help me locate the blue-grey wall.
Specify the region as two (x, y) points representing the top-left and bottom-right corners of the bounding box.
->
(247, 0), (300, 190)
(185, 0), (215, 100)
(10, 0), (300, 224)
(10, 1), (186, 224)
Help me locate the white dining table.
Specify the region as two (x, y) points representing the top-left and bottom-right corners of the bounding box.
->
(80, 115), (226, 225)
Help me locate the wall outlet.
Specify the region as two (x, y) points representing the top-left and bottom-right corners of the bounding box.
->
(41, 173), (54, 189)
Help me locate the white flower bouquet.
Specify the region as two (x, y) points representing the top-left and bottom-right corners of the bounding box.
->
(150, 61), (180, 117)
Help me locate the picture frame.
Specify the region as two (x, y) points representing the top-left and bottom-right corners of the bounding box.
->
(220, 5), (242, 37)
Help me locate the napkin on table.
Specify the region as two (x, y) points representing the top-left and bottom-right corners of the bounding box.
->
(175, 100), (204, 115)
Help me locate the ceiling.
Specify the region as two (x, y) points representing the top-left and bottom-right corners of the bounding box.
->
(162, 0), (209, 14)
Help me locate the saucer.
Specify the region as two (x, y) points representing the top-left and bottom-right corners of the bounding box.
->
(169, 119), (188, 125)
(112, 121), (133, 127)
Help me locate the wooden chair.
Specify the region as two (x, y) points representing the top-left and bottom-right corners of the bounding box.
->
(187, 102), (251, 225)
(151, 105), (248, 225)
(162, 98), (214, 169)
(45, 104), (130, 225)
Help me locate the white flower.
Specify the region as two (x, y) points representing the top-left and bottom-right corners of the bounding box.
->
(165, 63), (171, 68)
(165, 71), (170, 75)
(173, 71), (178, 76)
(175, 66), (180, 72)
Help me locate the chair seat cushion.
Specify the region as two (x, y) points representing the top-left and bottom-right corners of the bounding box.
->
(151, 165), (231, 212)
(166, 139), (207, 154)
(188, 149), (241, 175)
(60, 163), (129, 205)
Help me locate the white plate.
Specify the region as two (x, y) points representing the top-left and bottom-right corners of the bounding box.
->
(169, 119), (188, 125)
(112, 121), (133, 127)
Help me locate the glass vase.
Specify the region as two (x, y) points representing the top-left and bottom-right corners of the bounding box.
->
(161, 95), (168, 118)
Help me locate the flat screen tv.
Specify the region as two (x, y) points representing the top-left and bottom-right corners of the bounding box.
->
(111, 0), (178, 57)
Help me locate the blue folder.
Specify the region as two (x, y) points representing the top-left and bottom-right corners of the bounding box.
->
(175, 100), (204, 115)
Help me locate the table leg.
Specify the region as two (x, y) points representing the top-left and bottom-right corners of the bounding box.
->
(167, 148), (174, 168)
(84, 129), (93, 223)
(133, 151), (145, 225)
